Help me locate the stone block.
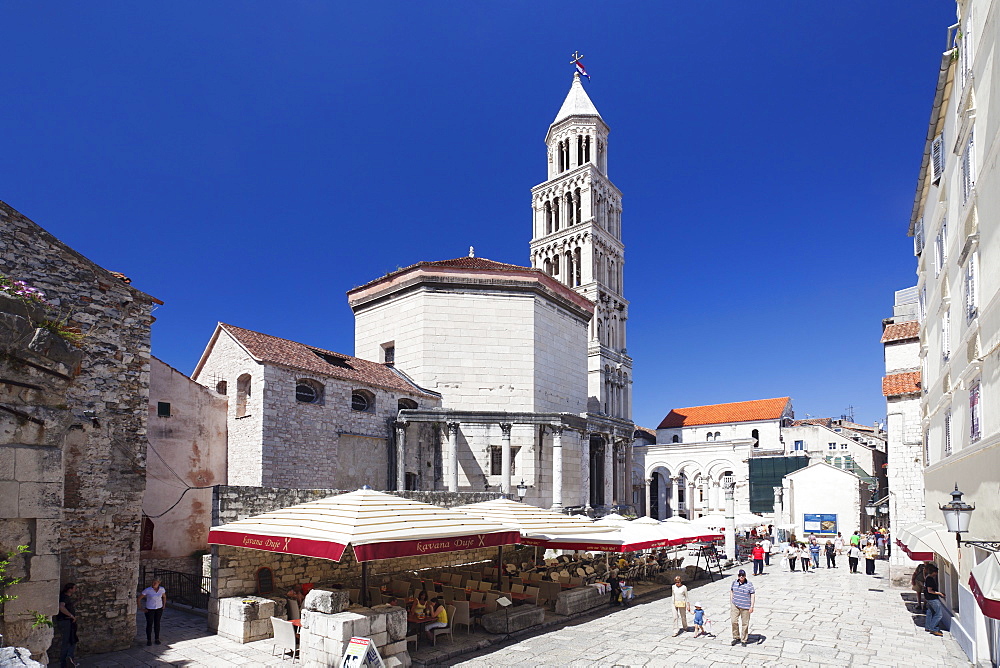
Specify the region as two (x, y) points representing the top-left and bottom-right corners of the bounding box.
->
(323, 638), (345, 659)
(303, 588), (349, 614)
(2, 580), (58, 618)
(0, 448), (14, 479)
(383, 640), (406, 655)
(0, 482), (19, 517)
(385, 657), (403, 668)
(17, 482), (61, 519)
(249, 617), (271, 640)
(0, 647), (42, 668)
(216, 616), (250, 643)
(383, 605), (407, 641)
(480, 605), (544, 634)
(554, 586), (604, 616)
(28, 555), (59, 582)
(14, 447), (61, 483)
(370, 631), (388, 647)
(34, 519), (59, 555)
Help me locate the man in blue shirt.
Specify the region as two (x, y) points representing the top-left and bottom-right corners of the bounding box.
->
(730, 569), (756, 646)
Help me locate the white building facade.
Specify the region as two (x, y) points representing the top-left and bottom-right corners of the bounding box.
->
(905, 2), (1000, 662)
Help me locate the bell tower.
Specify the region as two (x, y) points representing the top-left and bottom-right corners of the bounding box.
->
(529, 72), (632, 422)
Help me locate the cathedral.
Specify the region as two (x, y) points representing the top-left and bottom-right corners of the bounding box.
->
(349, 72), (635, 511)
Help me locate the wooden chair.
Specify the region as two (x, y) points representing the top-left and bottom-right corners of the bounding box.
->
(431, 604), (457, 645)
(367, 587), (384, 605)
(451, 600), (471, 635)
(391, 581), (410, 598)
(511, 583), (525, 594)
(406, 633), (418, 651)
(467, 580), (481, 591)
(524, 586), (539, 606)
(450, 586), (467, 601)
(348, 589), (360, 605)
(270, 617), (300, 662)
(477, 581), (491, 592)
(469, 591), (485, 604)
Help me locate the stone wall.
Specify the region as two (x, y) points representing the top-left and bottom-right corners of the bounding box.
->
(0, 200), (157, 658)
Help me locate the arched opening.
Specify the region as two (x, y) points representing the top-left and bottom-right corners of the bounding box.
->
(351, 389), (375, 412)
(751, 429), (760, 448)
(584, 135), (591, 163)
(714, 431), (721, 440)
(296, 378), (323, 404)
(236, 373), (251, 418)
(398, 398), (417, 410)
(706, 432), (714, 442)
(553, 198), (560, 231)
(575, 187), (582, 223)
(565, 251), (574, 286)
(543, 258), (552, 275)
(574, 247), (582, 286)
(216, 380), (227, 395)
(544, 201), (552, 234)
(566, 192), (575, 225)
(672, 434), (680, 443)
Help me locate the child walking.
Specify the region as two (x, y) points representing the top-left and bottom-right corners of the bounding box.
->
(693, 602), (711, 637)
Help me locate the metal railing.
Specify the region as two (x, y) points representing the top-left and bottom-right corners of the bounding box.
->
(139, 566), (211, 610)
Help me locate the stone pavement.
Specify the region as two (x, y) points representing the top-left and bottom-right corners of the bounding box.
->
(74, 559), (970, 667)
(444, 558), (969, 667)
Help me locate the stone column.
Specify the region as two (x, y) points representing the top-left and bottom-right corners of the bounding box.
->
(688, 480), (697, 518)
(447, 422), (460, 492)
(644, 478), (653, 518)
(580, 431), (590, 508)
(624, 438), (633, 508)
(772, 486), (783, 519)
(500, 423), (513, 496)
(551, 426), (564, 510)
(670, 476), (681, 518)
(710, 479), (720, 512)
(394, 421), (408, 491)
(603, 436), (613, 507)
(724, 482), (736, 560)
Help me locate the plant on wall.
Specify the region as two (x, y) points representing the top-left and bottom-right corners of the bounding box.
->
(0, 273), (85, 345)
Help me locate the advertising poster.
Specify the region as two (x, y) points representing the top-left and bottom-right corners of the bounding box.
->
(803, 513), (837, 535)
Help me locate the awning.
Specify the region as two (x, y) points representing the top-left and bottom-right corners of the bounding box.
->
(207, 488), (520, 562)
(970, 552), (1000, 620)
(452, 498), (615, 539)
(896, 520), (959, 564)
(524, 521), (719, 553)
(690, 512), (764, 529)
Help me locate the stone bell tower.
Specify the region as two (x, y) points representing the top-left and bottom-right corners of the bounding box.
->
(529, 72), (632, 423)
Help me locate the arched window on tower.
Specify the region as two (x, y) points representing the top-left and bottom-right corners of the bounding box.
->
(566, 192), (574, 225)
(553, 198), (560, 232)
(608, 261), (616, 291)
(545, 201), (552, 234)
(672, 434), (680, 443)
(557, 141), (564, 172)
(584, 135), (591, 163)
(577, 135), (584, 166)
(565, 251), (574, 287)
(751, 429), (760, 448)
(575, 188), (582, 223)
(543, 258), (552, 275)
(574, 247), (582, 286)
(236, 373), (251, 418)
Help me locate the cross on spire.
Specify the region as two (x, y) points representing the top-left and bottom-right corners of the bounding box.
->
(570, 50), (584, 63)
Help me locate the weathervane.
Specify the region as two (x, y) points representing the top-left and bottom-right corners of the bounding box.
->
(570, 51), (590, 80)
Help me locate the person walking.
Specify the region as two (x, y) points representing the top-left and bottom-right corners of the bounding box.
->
(785, 542), (797, 571)
(56, 583), (78, 668)
(798, 543), (811, 572)
(824, 540), (836, 568)
(671, 576), (691, 635)
(137, 578), (167, 646)
(834, 532), (845, 556)
(923, 564), (946, 636)
(863, 542), (878, 575)
(730, 569), (756, 647)
(809, 540), (821, 569)
(850, 531), (861, 549)
(751, 542), (765, 576)
(877, 531), (887, 559)
(761, 536), (772, 567)
(848, 543), (862, 573)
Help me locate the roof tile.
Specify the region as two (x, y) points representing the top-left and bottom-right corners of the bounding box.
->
(882, 321), (919, 343)
(219, 324), (436, 398)
(882, 372), (921, 396)
(657, 397), (791, 429)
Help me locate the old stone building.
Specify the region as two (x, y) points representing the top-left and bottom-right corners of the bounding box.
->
(191, 323), (441, 490)
(142, 356), (228, 575)
(0, 200), (158, 660)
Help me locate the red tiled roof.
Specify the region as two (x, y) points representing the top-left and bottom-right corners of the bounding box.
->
(657, 397), (791, 429)
(420, 257), (528, 271)
(882, 372), (921, 396)
(881, 321), (919, 343)
(219, 323), (437, 397)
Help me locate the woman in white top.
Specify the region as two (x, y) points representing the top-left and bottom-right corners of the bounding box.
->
(798, 544), (811, 572)
(785, 542), (798, 571)
(671, 576), (691, 635)
(137, 579), (167, 646)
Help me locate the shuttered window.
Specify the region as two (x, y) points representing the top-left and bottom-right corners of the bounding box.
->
(942, 309), (951, 361)
(965, 254), (978, 322)
(970, 381), (982, 443)
(931, 135), (944, 183)
(914, 217), (925, 256)
(962, 128), (976, 204)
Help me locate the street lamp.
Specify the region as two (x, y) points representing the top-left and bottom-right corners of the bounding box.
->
(516, 480), (528, 500)
(939, 484), (1000, 552)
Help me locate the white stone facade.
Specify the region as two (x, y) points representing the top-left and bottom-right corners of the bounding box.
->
(780, 461), (863, 539)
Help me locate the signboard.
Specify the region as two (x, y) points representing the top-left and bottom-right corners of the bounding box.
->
(341, 637), (384, 668)
(803, 514), (837, 535)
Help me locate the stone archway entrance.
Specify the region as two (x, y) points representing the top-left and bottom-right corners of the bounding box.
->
(589, 435), (606, 507)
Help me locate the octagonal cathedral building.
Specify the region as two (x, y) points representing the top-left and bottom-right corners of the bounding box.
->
(349, 73), (635, 511)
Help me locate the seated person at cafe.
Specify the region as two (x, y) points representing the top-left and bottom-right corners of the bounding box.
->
(410, 590), (429, 617)
(286, 583), (305, 619)
(424, 597), (448, 641)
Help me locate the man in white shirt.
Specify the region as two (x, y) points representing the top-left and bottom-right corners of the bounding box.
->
(761, 537), (772, 567)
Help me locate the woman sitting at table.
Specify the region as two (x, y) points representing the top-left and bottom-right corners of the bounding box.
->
(424, 597), (448, 641)
(409, 590), (429, 617)
(286, 584), (305, 619)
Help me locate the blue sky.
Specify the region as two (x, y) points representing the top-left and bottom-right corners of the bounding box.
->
(1, 2), (955, 429)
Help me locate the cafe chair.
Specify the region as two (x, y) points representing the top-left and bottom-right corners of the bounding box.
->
(270, 617), (299, 662)
(431, 605), (457, 645)
(450, 601), (470, 636)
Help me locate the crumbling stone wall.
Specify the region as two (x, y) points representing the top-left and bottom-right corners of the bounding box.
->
(0, 201), (157, 657)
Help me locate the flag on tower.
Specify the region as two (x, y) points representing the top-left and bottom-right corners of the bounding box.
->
(574, 58), (590, 80)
